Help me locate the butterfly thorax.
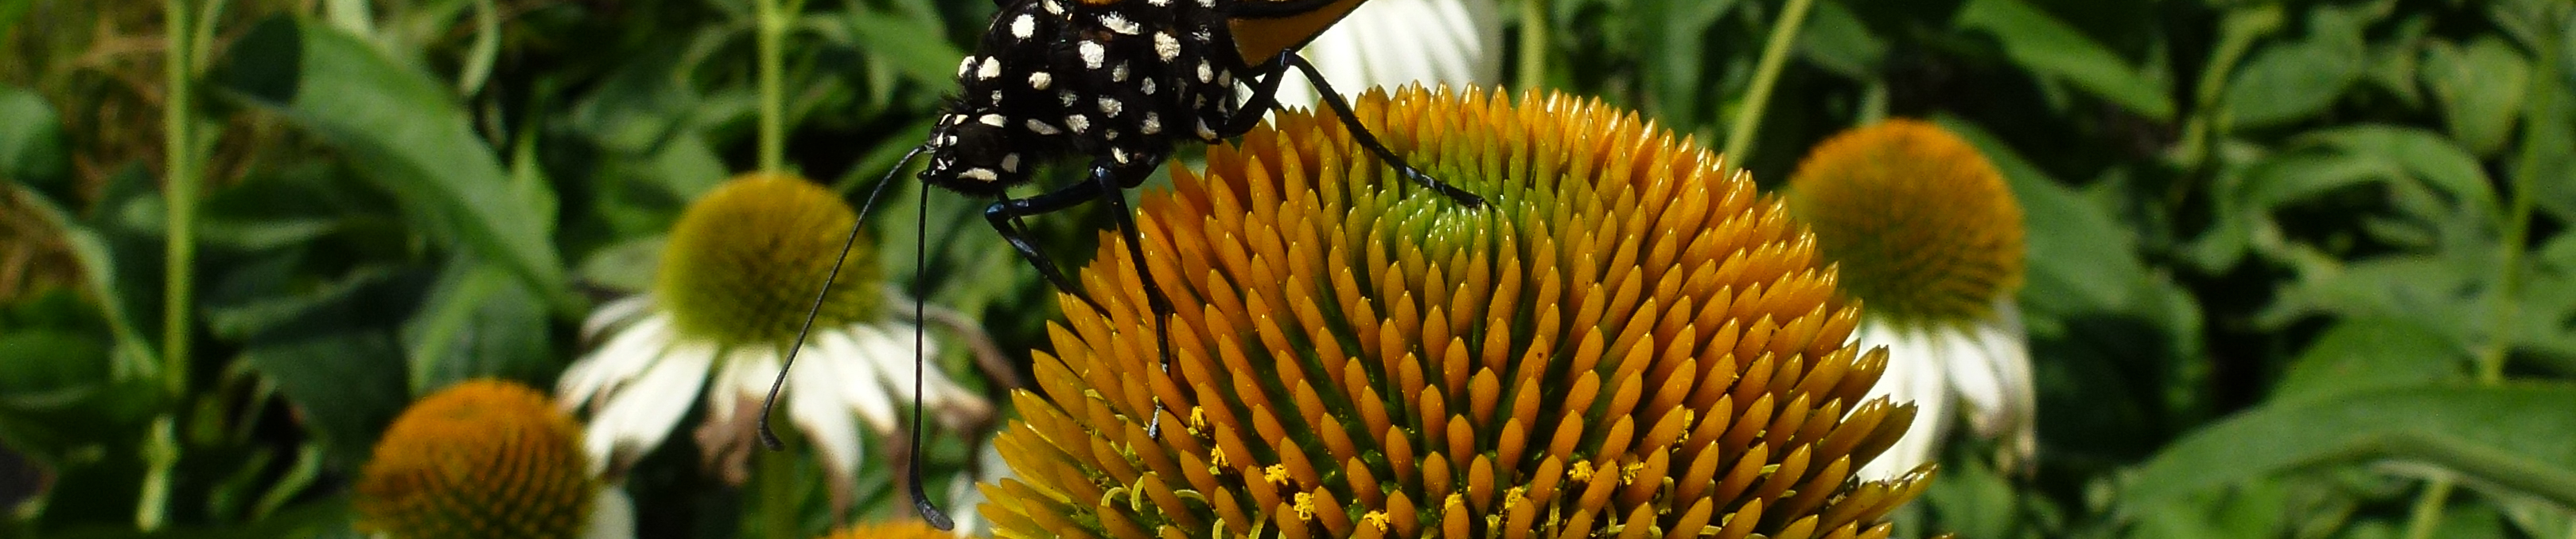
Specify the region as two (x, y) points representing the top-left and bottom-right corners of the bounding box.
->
(920, 0), (1252, 196)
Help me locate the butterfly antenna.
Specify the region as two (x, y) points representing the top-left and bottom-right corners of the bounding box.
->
(909, 174), (955, 529)
(759, 146), (927, 450)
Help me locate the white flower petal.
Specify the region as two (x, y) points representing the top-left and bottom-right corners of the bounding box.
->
(580, 484), (637, 539)
(583, 341), (714, 471)
(784, 345), (865, 483)
(1854, 321), (1953, 482)
(1276, 0), (1501, 106)
(559, 314), (679, 412)
(704, 346), (776, 422)
(581, 295), (657, 342)
(1955, 301), (2036, 463)
(819, 326), (904, 435)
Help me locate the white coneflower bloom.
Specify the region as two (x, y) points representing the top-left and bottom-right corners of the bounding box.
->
(1782, 119), (2036, 482)
(1271, 0), (1501, 107)
(557, 173), (994, 496)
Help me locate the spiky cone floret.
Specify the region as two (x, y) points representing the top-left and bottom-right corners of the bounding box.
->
(979, 86), (1938, 539)
(359, 379), (598, 539)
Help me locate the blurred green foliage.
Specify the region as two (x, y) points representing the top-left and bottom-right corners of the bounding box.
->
(0, 0), (2571, 537)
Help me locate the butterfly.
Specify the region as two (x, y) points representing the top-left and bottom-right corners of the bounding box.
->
(764, 0), (1484, 529)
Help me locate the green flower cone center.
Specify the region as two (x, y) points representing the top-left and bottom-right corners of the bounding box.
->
(1784, 119), (2025, 326)
(658, 173), (881, 347)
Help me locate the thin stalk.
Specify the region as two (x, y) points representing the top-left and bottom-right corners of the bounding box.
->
(2399, 478), (2457, 539)
(756, 0), (788, 173)
(1516, 0), (1547, 89)
(2403, 22), (2555, 539)
(161, 0), (197, 399)
(1721, 0), (1819, 162)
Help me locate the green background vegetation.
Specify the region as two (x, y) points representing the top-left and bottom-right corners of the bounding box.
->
(0, 0), (2570, 537)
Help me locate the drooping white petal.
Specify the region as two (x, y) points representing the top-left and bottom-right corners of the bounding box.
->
(559, 314), (681, 412)
(845, 322), (990, 432)
(703, 346), (776, 422)
(1950, 301), (2035, 460)
(818, 326), (902, 435)
(1854, 321), (1952, 482)
(579, 484), (638, 539)
(1275, 0), (1501, 107)
(583, 340), (715, 471)
(784, 342), (865, 483)
(581, 295), (657, 342)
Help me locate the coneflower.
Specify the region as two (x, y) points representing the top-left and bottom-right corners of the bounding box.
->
(1783, 119), (2033, 480)
(356, 379), (629, 539)
(982, 86), (1937, 539)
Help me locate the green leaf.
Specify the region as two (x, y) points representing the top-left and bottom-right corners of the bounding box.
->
(2129, 383), (2576, 511)
(2421, 37), (2531, 157)
(1954, 0), (2175, 120)
(2270, 317), (2466, 404)
(209, 16), (574, 314)
(401, 256), (554, 396)
(1799, 0), (1885, 80)
(843, 8), (968, 87)
(0, 85), (69, 195)
(2220, 8), (2364, 128)
(5, 179), (158, 381)
(2298, 125), (2496, 213)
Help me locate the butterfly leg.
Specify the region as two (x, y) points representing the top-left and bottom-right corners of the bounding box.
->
(1283, 53), (1486, 208)
(1217, 54), (1292, 137)
(1085, 162), (1178, 437)
(985, 183), (1111, 314)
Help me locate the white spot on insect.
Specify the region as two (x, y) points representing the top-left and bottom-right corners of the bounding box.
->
(956, 57), (978, 77)
(1065, 114), (1091, 133)
(1148, 0), (1167, 6)
(1196, 0), (1212, 7)
(1025, 119), (1061, 135)
(978, 57), (1004, 80)
(1195, 119), (1216, 140)
(1104, 128), (1119, 140)
(1141, 112), (1162, 135)
(1196, 61), (1213, 83)
(1097, 97), (1123, 117)
(961, 167), (1000, 182)
(1059, 91), (1078, 107)
(1112, 61), (1130, 82)
(1011, 14), (1037, 40)
(1215, 71), (1232, 87)
(1044, 0), (1064, 14)
(1113, 147), (1131, 163)
(1141, 79), (1157, 95)
(990, 91), (1003, 103)
(1028, 72), (1053, 90)
(979, 114), (1006, 127)
(1080, 41), (1107, 69)
(1099, 13), (1139, 35)
(1154, 32), (1181, 62)
(1001, 153), (1022, 172)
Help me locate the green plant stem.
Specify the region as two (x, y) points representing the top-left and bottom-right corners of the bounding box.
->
(138, 416), (177, 530)
(1721, 0), (1819, 162)
(2400, 478), (2457, 539)
(161, 0), (197, 400)
(1516, 0), (1547, 90)
(2400, 19), (2556, 539)
(756, 0), (787, 173)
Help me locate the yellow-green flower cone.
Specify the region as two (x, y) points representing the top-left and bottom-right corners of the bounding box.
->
(982, 87), (1935, 539)
(658, 173), (881, 347)
(356, 380), (597, 539)
(1783, 119), (2024, 326)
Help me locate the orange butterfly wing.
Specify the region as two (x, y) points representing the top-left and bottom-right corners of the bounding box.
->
(1226, 0), (1371, 65)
